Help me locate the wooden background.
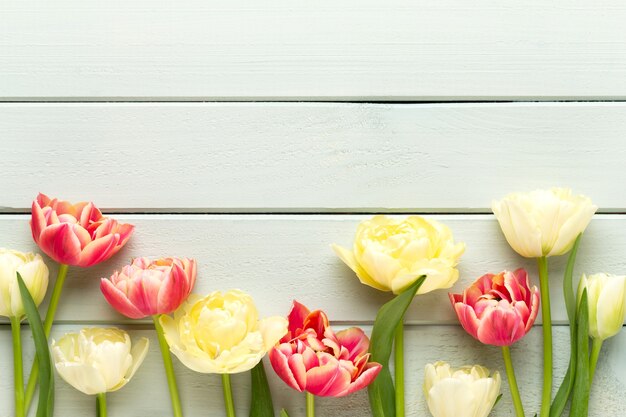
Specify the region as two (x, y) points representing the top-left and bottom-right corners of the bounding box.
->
(1, 1), (625, 416)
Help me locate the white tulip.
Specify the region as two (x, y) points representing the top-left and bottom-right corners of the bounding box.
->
(578, 273), (626, 341)
(52, 328), (149, 395)
(424, 361), (501, 417)
(0, 249), (49, 318)
(492, 188), (596, 258)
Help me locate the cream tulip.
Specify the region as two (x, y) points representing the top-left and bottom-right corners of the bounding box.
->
(51, 328), (149, 395)
(578, 273), (626, 341)
(332, 215), (465, 294)
(160, 289), (287, 374)
(423, 361), (501, 417)
(0, 249), (49, 318)
(492, 188), (597, 258)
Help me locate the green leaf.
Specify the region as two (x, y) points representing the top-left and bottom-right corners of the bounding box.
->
(570, 289), (590, 417)
(551, 234), (582, 417)
(279, 410), (290, 417)
(367, 276), (426, 417)
(493, 393), (503, 407)
(17, 272), (54, 417)
(249, 360), (275, 417)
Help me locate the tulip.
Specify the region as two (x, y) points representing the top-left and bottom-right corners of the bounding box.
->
(450, 269), (538, 417)
(492, 188), (596, 259)
(31, 193), (134, 268)
(492, 188), (596, 417)
(0, 249), (49, 319)
(0, 249), (49, 417)
(269, 301), (382, 399)
(52, 327), (148, 416)
(578, 273), (626, 381)
(332, 215), (465, 295)
(423, 361), (501, 417)
(100, 257), (197, 319)
(449, 269), (540, 347)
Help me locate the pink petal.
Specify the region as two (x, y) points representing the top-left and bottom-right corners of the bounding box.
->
(77, 233), (120, 267)
(286, 301), (310, 340)
(100, 278), (145, 319)
(36, 193), (52, 207)
(30, 200), (47, 243)
(525, 288), (541, 332)
(477, 305), (526, 346)
(335, 327), (369, 361)
(305, 357), (351, 397)
(38, 223), (82, 265)
(453, 303), (481, 340)
(344, 362), (382, 395)
(269, 347), (303, 392)
(126, 270), (163, 315)
(288, 354), (308, 391)
(156, 264), (186, 314)
(78, 202), (103, 228)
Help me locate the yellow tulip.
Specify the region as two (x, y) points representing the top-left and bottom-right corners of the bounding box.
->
(578, 273), (626, 341)
(160, 289), (287, 374)
(52, 328), (149, 395)
(332, 215), (465, 294)
(492, 188), (596, 258)
(0, 249), (49, 318)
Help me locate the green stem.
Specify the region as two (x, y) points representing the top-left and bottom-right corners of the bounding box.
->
(97, 392), (107, 417)
(306, 392), (315, 417)
(589, 339), (603, 384)
(24, 263), (69, 412)
(11, 316), (25, 417)
(394, 321), (404, 417)
(502, 346), (525, 417)
(538, 256), (552, 417)
(222, 373), (236, 417)
(153, 315), (184, 417)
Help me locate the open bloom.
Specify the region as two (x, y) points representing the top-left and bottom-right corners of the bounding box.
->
(269, 301), (382, 397)
(332, 215), (465, 295)
(31, 193), (134, 267)
(0, 249), (49, 318)
(52, 327), (149, 395)
(160, 289), (287, 374)
(492, 188), (596, 258)
(424, 361), (501, 417)
(578, 273), (626, 341)
(101, 257), (196, 319)
(450, 269), (540, 346)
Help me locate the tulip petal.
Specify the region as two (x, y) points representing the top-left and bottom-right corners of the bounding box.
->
(78, 233), (120, 267)
(477, 306), (525, 346)
(259, 316), (288, 351)
(30, 200), (48, 243)
(344, 362), (382, 395)
(38, 223), (83, 265)
(334, 327), (369, 361)
(305, 358), (351, 397)
(156, 263), (186, 314)
(100, 278), (146, 319)
(453, 303), (481, 340)
(596, 275), (626, 340)
(54, 362), (108, 395)
(426, 378), (477, 417)
(332, 244), (388, 292)
(269, 347), (303, 392)
(124, 337), (150, 382)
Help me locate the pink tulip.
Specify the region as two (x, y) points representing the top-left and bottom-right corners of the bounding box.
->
(30, 193), (134, 267)
(269, 301), (382, 397)
(100, 257), (197, 319)
(449, 269), (540, 346)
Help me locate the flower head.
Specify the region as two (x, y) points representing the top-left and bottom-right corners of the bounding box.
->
(52, 327), (149, 395)
(31, 193), (134, 267)
(269, 301), (382, 397)
(0, 249), (49, 318)
(492, 188), (596, 258)
(424, 361), (501, 417)
(160, 289), (287, 374)
(101, 257), (197, 319)
(578, 273), (626, 341)
(449, 269), (540, 346)
(332, 215), (465, 295)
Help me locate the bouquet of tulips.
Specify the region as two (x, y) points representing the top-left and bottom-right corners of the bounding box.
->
(2, 188), (624, 417)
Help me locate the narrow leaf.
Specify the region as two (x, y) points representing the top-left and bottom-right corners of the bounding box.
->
(279, 410), (290, 417)
(570, 289), (590, 417)
(17, 272), (55, 417)
(551, 234), (582, 417)
(368, 276), (426, 417)
(249, 360), (275, 417)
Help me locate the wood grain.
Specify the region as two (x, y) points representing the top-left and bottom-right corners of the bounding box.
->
(2, 102), (626, 212)
(0, 324), (623, 416)
(2, 1), (626, 101)
(0, 214), (623, 325)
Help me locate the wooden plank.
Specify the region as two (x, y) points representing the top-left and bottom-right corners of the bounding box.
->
(2, 1), (626, 100)
(2, 102), (626, 212)
(0, 324), (623, 416)
(0, 214), (623, 325)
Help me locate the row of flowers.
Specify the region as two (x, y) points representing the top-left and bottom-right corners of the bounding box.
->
(2, 190), (625, 417)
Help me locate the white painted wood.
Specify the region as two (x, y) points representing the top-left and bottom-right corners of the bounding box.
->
(0, 214), (624, 325)
(2, 102), (626, 212)
(2, 0), (626, 100)
(0, 325), (624, 416)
